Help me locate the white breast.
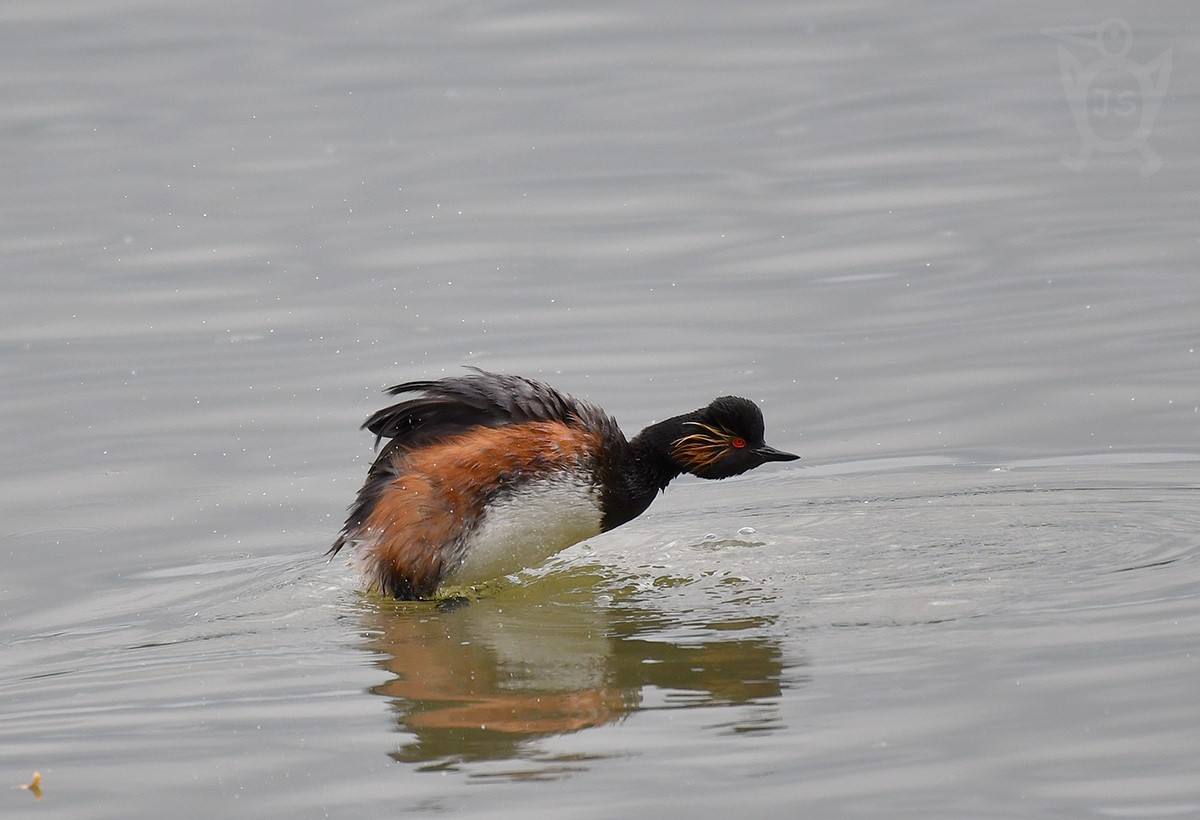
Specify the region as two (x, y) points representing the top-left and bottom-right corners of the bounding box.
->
(446, 473), (604, 586)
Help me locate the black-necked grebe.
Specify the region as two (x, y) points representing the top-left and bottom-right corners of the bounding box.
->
(330, 368), (798, 599)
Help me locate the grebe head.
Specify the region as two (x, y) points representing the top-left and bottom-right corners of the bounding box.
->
(669, 396), (799, 480)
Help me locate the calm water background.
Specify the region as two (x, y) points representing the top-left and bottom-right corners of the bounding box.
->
(2, 1), (1198, 817)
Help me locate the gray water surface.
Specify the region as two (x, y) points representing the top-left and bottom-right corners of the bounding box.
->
(2, 1), (1198, 818)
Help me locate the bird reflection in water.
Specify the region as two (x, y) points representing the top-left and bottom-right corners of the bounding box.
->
(356, 580), (790, 776)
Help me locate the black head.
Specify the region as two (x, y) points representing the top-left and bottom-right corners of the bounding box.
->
(669, 396), (799, 480)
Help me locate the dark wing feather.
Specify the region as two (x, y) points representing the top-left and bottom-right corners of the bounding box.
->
(362, 368), (593, 447)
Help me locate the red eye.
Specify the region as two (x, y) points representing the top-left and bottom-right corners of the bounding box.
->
(731, 437), (747, 449)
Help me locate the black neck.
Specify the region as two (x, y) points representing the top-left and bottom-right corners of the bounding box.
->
(599, 415), (691, 531)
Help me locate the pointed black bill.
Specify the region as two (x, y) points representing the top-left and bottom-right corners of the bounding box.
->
(755, 444), (800, 462)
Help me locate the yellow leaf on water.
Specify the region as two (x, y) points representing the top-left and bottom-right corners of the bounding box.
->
(18, 771), (42, 800)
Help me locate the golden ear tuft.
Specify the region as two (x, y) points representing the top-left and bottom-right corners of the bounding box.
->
(671, 421), (734, 470)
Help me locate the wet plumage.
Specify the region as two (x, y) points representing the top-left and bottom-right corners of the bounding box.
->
(330, 368), (798, 599)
